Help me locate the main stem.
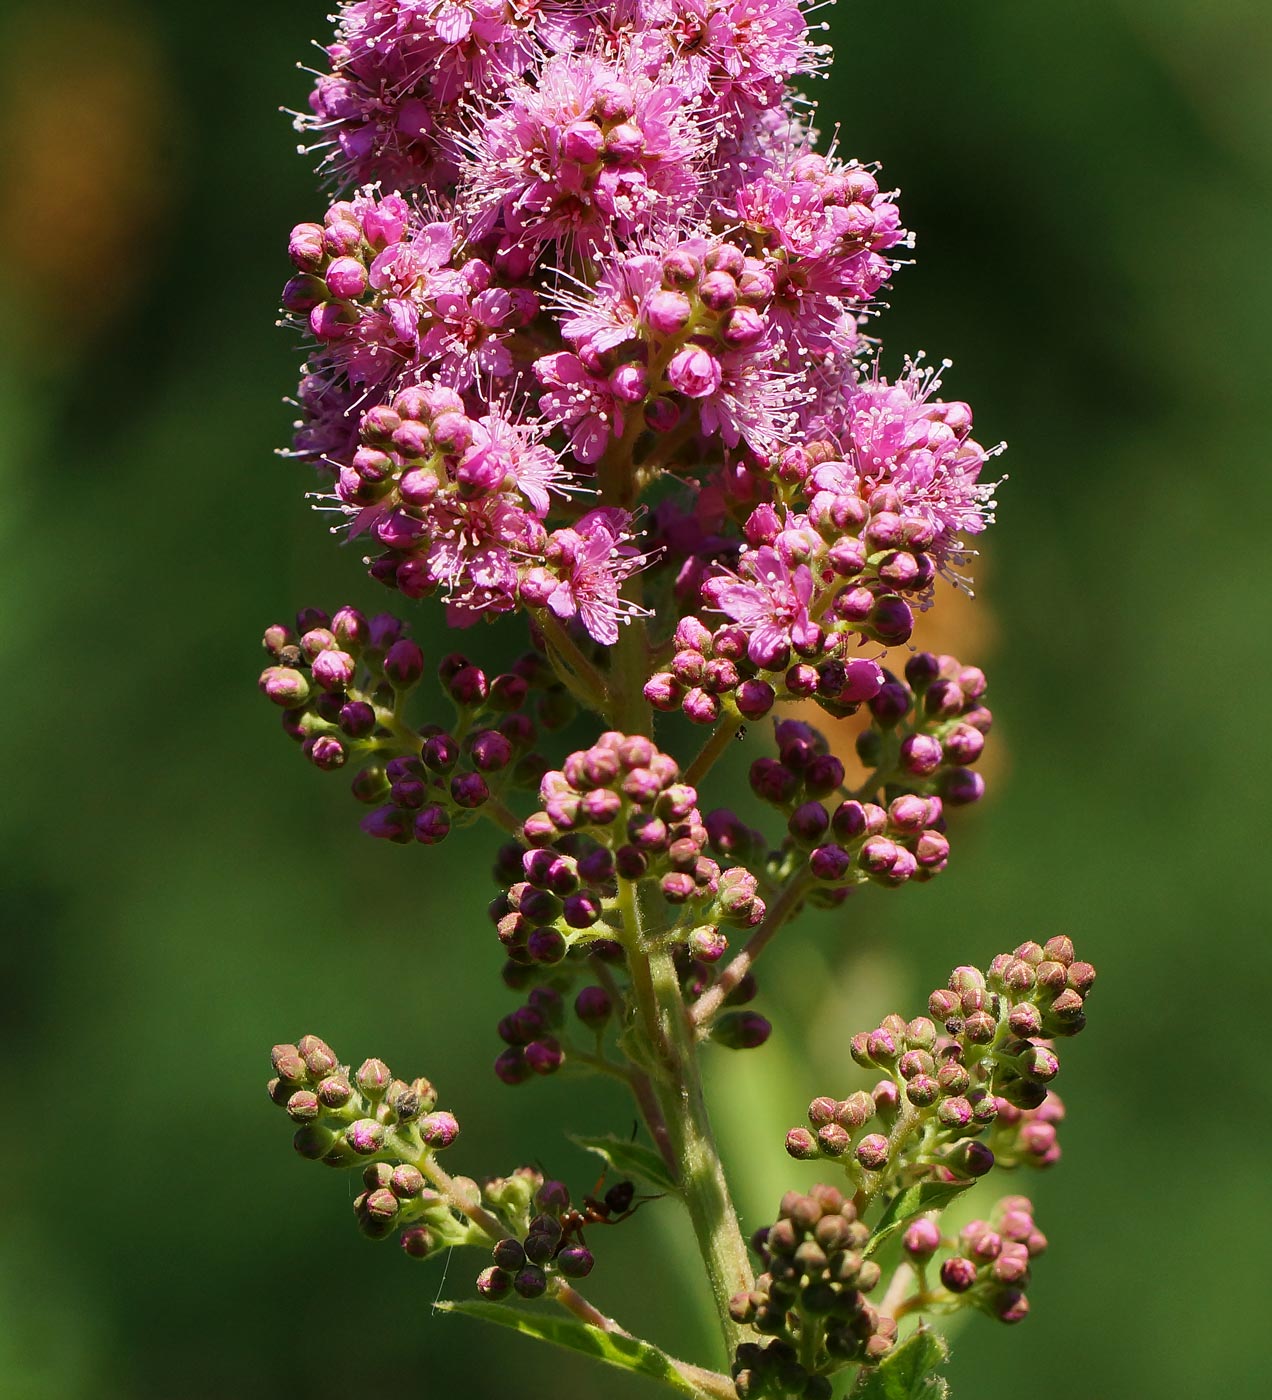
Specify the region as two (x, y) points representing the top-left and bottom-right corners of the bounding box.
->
(609, 613), (753, 1359)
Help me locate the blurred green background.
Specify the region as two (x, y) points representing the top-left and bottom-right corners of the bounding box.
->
(1, 1), (1268, 1396)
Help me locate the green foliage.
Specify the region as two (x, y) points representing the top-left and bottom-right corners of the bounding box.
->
(865, 1181), (974, 1258)
(849, 1329), (950, 1400)
(438, 1301), (705, 1397)
(569, 1133), (681, 1196)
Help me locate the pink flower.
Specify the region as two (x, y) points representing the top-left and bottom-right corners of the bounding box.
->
(462, 53), (702, 255)
(419, 282), (518, 387)
(536, 508), (653, 645)
(703, 545), (821, 668)
(535, 352), (624, 465)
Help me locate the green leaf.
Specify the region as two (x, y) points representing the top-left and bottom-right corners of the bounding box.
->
(851, 1327), (950, 1399)
(568, 1132), (679, 1195)
(437, 1300), (705, 1396)
(866, 1179), (973, 1257)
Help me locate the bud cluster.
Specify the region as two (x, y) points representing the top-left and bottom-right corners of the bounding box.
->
(267, 1036), (472, 1259)
(914, 1196), (1048, 1326)
(474, 1172), (625, 1302)
(855, 649), (993, 809)
(744, 714), (974, 894)
(646, 615), (885, 726)
(784, 939), (1096, 1187)
(729, 1185), (896, 1398)
(260, 609), (575, 844)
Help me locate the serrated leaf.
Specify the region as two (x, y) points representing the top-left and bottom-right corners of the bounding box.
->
(569, 1132), (679, 1195)
(851, 1327), (950, 1399)
(437, 1299), (704, 1396)
(866, 1179), (973, 1257)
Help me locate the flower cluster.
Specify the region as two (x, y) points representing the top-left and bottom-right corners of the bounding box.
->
(252, 1), (1088, 1391)
(784, 938), (1096, 1183)
(277, 0), (992, 674)
(729, 1185), (896, 1398)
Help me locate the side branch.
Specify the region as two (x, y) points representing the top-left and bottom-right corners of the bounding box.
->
(691, 871), (812, 1031)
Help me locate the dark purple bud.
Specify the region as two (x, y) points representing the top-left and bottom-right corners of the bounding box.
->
(948, 1141), (996, 1177)
(494, 1048), (530, 1085)
(526, 927), (566, 964)
(448, 665), (489, 707)
(450, 773), (490, 809)
(749, 757), (798, 805)
(513, 1265), (548, 1299)
(940, 1256), (978, 1293)
(525, 1038), (564, 1075)
(361, 806), (413, 842)
(384, 639), (425, 688)
(492, 1238), (526, 1271)
(788, 801), (830, 846)
(994, 1288), (1030, 1324)
(470, 730), (514, 772)
(905, 652), (940, 691)
(413, 805), (451, 845)
(574, 985), (613, 1028)
(557, 1245), (595, 1278)
(714, 1011), (771, 1049)
(924, 679), (966, 719)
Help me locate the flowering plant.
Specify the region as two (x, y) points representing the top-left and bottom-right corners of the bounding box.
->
(258, 4), (1095, 1396)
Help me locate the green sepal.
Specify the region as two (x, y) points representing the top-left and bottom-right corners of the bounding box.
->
(568, 1132), (680, 1196)
(866, 1178), (974, 1257)
(850, 1327), (950, 1399)
(436, 1300), (703, 1396)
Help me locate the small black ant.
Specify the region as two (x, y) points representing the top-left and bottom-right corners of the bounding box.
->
(557, 1173), (660, 1247)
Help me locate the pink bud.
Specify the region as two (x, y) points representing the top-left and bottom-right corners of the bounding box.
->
(667, 346), (722, 399)
(325, 256), (368, 300)
(562, 120), (604, 163)
(644, 289), (693, 335)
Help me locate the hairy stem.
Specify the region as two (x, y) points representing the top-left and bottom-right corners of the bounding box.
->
(621, 879), (753, 1357)
(590, 467), (752, 1362)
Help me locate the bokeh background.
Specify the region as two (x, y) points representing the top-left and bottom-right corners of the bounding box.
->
(2, 1), (1268, 1396)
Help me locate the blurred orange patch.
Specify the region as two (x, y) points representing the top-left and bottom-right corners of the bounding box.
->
(796, 567), (1005, 791)
(0, 7), (172, 359)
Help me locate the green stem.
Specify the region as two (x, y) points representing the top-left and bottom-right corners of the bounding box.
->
(416, 1154), (511, 1243)
(590, 444), (751, 1363)
(620, 880), (754, 1357)
(481, 798), (523, 837)
(540, 612), (609, 715)
(682, 718), (742, 791)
